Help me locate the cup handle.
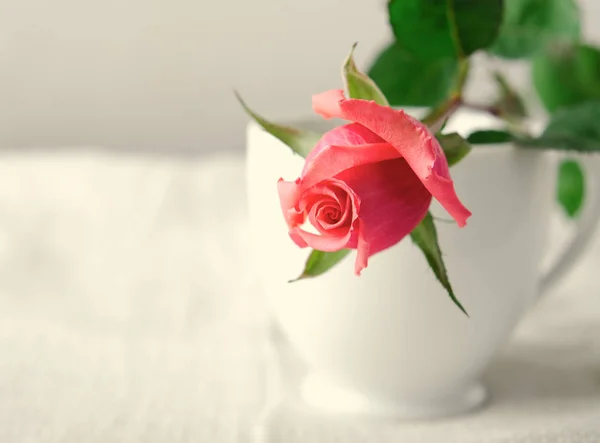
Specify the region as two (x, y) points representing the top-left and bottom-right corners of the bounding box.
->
(538, 155), (600, 296)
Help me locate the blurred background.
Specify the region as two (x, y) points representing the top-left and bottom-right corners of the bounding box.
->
(1, 1), (600, 441)
(0, 0), (598, 155)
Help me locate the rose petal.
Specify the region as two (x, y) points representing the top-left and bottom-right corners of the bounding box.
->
(312, 89), (345, 119)
(314, 199), (351, 231)
(277, 179), (301, 210)
(311, 89), (471, 227)
(308, 199), (350, 236)
(303, 123), (385, 176)
(288, 229), (308, 248)
(289, 225), (353, 252)
(278, 178), (361, 253)
(299, 183), (347, 214)
(277, 179), (304, 227)
(340, 101), (470, 227)
(301, 142), (401, 190)
(334, 158), (432, 272)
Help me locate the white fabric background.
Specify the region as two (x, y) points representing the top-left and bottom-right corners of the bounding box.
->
(0, 151), (599, 442)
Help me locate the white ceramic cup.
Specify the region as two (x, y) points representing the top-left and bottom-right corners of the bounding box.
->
(245, 108), (600, 419)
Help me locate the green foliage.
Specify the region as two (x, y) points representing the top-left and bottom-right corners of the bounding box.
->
(235, 92), (321, 158)
(532, 43), (600, 112)
(410, 212), (468, 316)
(467, 130), (513, 144)
(368, 42), (458, 106)
(491, 0), (581, 59)
(557, 159), (585, 218)
(291, 249), (351, 282)
(344, 43), (389, 106)
(437, 133), (472, 166)
(388, 0), (503, 60)
(493, 72), (528, 119)
(520, 101), (600, 152)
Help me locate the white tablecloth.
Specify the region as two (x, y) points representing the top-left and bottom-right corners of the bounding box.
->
(0, 150), (599, 442)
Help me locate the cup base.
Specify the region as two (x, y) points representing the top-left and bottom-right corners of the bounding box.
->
(300, 373), (489, 420)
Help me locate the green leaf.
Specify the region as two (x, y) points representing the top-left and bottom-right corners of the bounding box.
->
(557, 159), (585, 218)
(519, 101), (600, 152)
(437, 133), (472, 167)
(368, 42), (459, 106)
(491, 0), (581, 59)
(532, 43), (600, 113)
(421, 94), (464, 133)
(387, 0), (503, 61)
(493, 72), (528, 119)
(291, 249), (351, 282)
(235, 91), (321, 158)
(343, 43), (389, 106)
(467, 129), (513, 144)
(410, 212), (468, 316)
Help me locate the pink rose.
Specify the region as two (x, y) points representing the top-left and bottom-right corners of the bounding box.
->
(278, 89), (471, 275)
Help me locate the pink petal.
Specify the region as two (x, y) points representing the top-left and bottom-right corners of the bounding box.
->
(289, 229), (309, 248)
(339, 100), (470, 227)
(311, 90), (471, 227)
(312, 198), (352, 232)
(300, 179), (361, 220)
(304, 186), (350, 235)
(301, 142), (400, 190)
(312, 89), (345, 119)
(278, 178), (362, 253)
(277, 179), (300, 212)
(277, 179), (304, 227)
(289, 225), (353, 252)
(303, 123), (385, 171)
(299, 181), (347, 213)
(334, 158), (432, 272)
